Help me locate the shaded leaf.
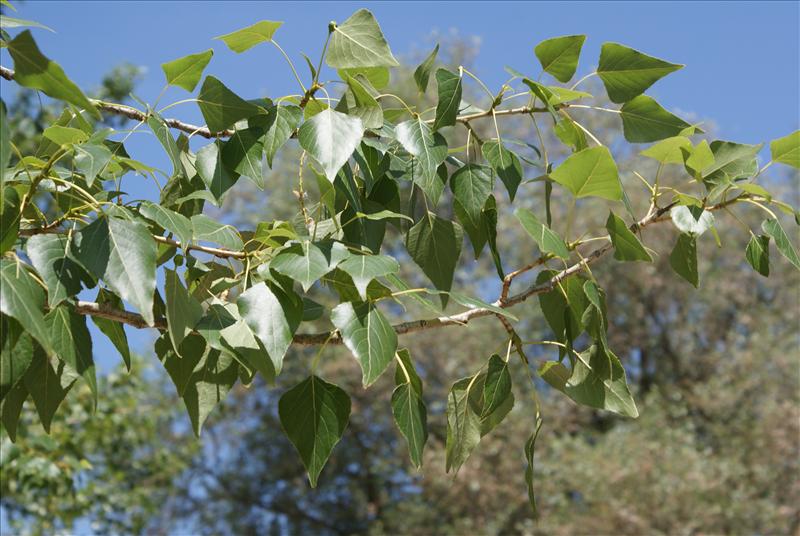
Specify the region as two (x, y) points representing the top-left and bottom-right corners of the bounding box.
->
(197, 75), (260, 132)
(669, 233), (699, 287)
(606, 211), (652, 261)
(620, 95), (693, 143)
(331, 301), (398, 387)
(745, 234), (770, 277)
(405, 212), (462, 305)
(515, 208), (570, 259)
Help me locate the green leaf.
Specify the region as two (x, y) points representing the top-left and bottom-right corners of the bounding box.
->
(684, 139), (715, 178)
(45, 305), (96, 405)
(343, 74), (383, 130)
(271, 240), (349, 292)
(0, 15), (54, 32)
(0, 318), (33, 402)
(550, 146), (622, 200)
(640, 135), (691, 164)
(537, 270), (588, 345)
(74, 143), (112, 186)
(445, 374), (482, 474)
(338, 66), (391, 89)
(669, 233), (699, 287)
(263, 104), (302, 168)
(25, 233), (87, 307)
(191, 214), (244, 251)
(482, 140), (522, 201)
(196, 140), (238, 202)
(237, 282), (302, 374)
(165, 269), (203, 353)
(1, 105), (11, 186)
(0, 259), (53, 354)
(606, 211), (652, 261)
(337, 254), (399, 300)
(298, 108), (365, 182)
(1, 380), (27, 442)
(392, 349), (428, 468)
(331, 301), (398, 387)
(418, 289), (517, 321)
(534, 35), (586, 83)
(0, 187), (20, 255)
(745, 234), (770, 277)
(619, 95), (693, 143)
(215, 20), (283, 53)
(43, 125), (88, 146)
(769, 130), (800, 168)
(181, 348), (238, 436)
(73, 217), (157, 326)
(554, 114), (587, 153)
(762, 218), (800, 270)
(156, 333), (203, 397)
(670, 205), (714, 236)
(326, 9), (399, 69)
(139, 200), (193, 247)
(278, 375), (351, 487)
(701, 141), (761, 186)
(394, 118), (448, 203)
(8, 30), (99, 118)
(90, 288), (131, 371)
(161, 49), (213, 92)
(450, 164), (493, 224)
(23, 348), (76, 433)
(197, 75), (260, 132)
(483, 195), (504, 280)
(556, 344), (639, 417)
(405, 213), (463, 306)
(413, 43), (439, 93)
(524, 415), (544, 515)
(514, 208), (570, 259)
(597, 42), (683, 103)
(433, 68), (462, 131)
(482, 354), (511, 419)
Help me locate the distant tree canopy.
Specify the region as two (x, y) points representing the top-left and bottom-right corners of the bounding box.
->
(1, 4), (798, 521)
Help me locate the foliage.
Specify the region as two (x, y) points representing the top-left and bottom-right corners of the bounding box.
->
(0, 4), (798, 514)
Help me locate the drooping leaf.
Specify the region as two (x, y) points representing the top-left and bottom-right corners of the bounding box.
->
(762, 218), (800, 270)
(433, 68), (462, 131)
(8, 30), (99, 118)
(73, 217), (157, 326)
(392, 348), (427, 468)
(619, 95), (693, 143)
(554, 114), (587, 153)
(770, 130), (800, 168)
(237, 282), (302, 374)
(450, 164), (493, 224)
(24, 233), (85, 307)
(0, 259), (53, 354)
(669, 233), (699, 287)
(197, 75), (260, 132)
(298, 108), (365, 182)
(701, 141), (761, 186)
(413, 43), (439, 93)
(0, 187), (19, 255)
(445, 374), (482, 474)
(263, 104), (302, 168)
(482, 354), (512, 418)
(537, 270), (588, 345)
(524, 415), (544, 515)
(331, 301), (398, 387)
(279, 375), (351, 487)
(0, 319), (33, 402)
(482, 140), (522, 201)
(745, 234), (770, 277)
(483, 195), (504, 279)
(45, 305), (96, 404)
(196, 141), (238, 202)
(326, 9), (399, 69)
(165, 268), (203, 353)
(597, 42), (683, 103)
(215, 20), (283, 53)
(337, 254), (400, 300)
(405, 212), (463, 305)
(74, 143), (112, 186)
(221, 125), (265, 188)
(161, 49), (214, 92)
(181, 348), (238, 436)
(0, 105), (11, 186)
(342, 74), (383, 130)
(394, 118), (449, 202)
(534, 34), (586, 83)
(550, 146), (622, 200)
(23, 347), (76, 432)
(271, 240), (349, 291)
(514, 207), (570, 259)
(606, 211), (652, 261)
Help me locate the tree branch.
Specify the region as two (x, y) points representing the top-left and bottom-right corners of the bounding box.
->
(65, 196), (749, 344)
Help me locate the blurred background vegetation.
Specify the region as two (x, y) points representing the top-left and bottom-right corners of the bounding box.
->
(1, 35), (798, 536)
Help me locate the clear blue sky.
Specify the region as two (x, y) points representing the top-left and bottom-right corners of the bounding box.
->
(1, 1), (798, 370)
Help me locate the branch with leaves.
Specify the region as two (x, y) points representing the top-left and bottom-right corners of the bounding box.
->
(1, 5), (798, 512)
